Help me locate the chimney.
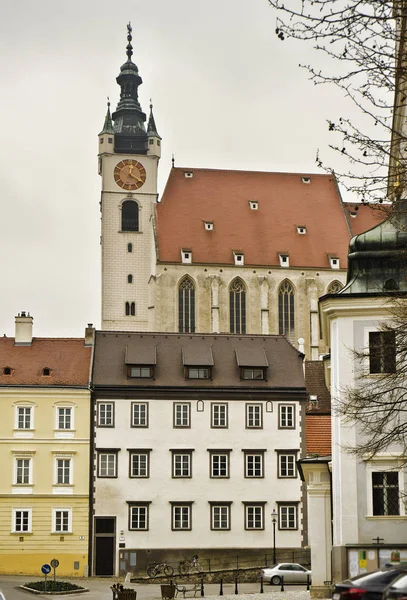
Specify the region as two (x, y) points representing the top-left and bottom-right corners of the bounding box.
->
(85, 323), (95, 347)
(15, 312), (33, 346)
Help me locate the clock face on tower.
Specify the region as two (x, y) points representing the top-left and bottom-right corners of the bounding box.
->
(114, 159), (147, 190)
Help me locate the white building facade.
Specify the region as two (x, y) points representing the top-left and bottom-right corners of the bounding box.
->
(90, 332), (308, 577)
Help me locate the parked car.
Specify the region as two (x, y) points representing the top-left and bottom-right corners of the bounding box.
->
(261, 563), (311, 585)
(332, 567), (407, 600)
(384, 572), (407, 600)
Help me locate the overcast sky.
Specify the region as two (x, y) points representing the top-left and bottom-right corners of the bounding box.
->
(0, 0), (369, 338)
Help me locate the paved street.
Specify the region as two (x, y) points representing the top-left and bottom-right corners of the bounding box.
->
(0, 576), (312, 600)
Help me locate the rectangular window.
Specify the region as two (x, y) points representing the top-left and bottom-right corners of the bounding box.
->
(242, 368), (265, 380)
(369, 331), (396, 374)
(131, 403), (148, 427)
(244, 452), (264, 478)
(13, 509), (32, 533)
(53, 509), (71, 533)
(17, 407), (32, 429)
(279, 404), (295, 428)
(245, 504), (264, 530)
(210, 452), (230, 478)
(129, 366), (153, 378)
(172, 451), (192, 478)
(187, 367), (210, 379)
(372, 472), (400, 515)
(174, 403), (190, 428)
(15, 458), (31, 484)
(129, 452), (150, 478)
(97, 402), (114, 427)
(172, 504), (192, 530)
(56, 458), (71, 484)
(279, 504), (298, 529)
(129, 504), (149, 530)
(246, 404), (263, 428)
(57, 407), (72, 430)
(278, 453), (297, 478)
(211, 403), (228, 428)
(210, 504), (231, 530)
(97, 452), (117, 478)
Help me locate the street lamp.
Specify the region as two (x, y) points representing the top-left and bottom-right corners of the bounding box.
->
(271, 509), (278, 565)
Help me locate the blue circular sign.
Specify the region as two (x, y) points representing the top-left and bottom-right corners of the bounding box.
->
(41, 564), (51, 575)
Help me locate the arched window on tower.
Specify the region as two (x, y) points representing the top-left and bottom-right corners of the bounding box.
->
(327, 280), (343, 294)
(122, 200), (139, 232)
(229, 278), (246, 334)
(125, 302), (136, 316)
(178, 277), (195, 333)
(278, 280), (295, 340)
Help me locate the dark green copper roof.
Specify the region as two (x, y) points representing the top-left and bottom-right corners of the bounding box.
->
(340, 199), (407, 294)
(99, 100), (114, 135)
(147, 102), (161, 139)
(111, 23), (148, 155)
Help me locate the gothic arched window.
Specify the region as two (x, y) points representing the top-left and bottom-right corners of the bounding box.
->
(327, 280), (343, 294)
(278, 280), (295, 340)
(122, 200), (139, 232)
(230, 278), (246, 334)
(179, 277), (195, 333)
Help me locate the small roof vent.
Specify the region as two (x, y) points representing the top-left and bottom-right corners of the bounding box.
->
(181, 249), (192, 264)
(184, 172), (194, 179)
(278, 253), (290, 267)
(204, 222), (214, 231)
(297, 226), (307, 235)
(249, 201), (258, 210)
(301, 177), (311, 184)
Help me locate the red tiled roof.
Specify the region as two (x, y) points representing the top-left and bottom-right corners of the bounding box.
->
(306, 415), (332, 456)
(0, 338), (91, 386)
(156, 168), (383, 268)
(343, 202), (388, 237)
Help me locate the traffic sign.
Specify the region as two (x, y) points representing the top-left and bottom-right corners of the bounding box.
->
(50, 559), (59, 568)
(41, 564), (51, 575)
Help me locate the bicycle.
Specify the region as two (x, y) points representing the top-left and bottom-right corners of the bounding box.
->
(178, 554), (203, 575)
(147, 561), (174, 577)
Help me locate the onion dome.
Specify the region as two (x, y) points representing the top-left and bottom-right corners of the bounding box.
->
(340, 198), (407, 294)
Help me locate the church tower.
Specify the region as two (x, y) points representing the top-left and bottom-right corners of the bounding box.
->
(99, 24), (161, 331)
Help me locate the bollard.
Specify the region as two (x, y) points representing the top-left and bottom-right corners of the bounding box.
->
(201, 577), (204, 597)
(219, 578), (223, 596)
(307, 575), (310, 591)
(260, 576), (264, 593)
(235, 577), (238, 595)
(281, 576), (284, 592)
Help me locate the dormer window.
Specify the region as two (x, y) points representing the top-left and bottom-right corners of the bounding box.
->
(329, 256), (340, 269)
(181, 249), (192, 264)
(233, 252), (244, 266)
(301, 177), (311, 184)
(128, 366), (154, 379)
(297, 226), (307, 235)
(184, 172), (194, 179)
(186, 367), (211, 379)
(279, 253), (290, 267)
(42, 368), (51, 377)
(309, 394), (318, 407)
(249, 201), (258, 210)
(3, 367), (11, 375)
(242, 368), (266, 380)
(204, 222), (214, 231)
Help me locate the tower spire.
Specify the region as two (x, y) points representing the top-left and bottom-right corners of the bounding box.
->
(99, 97), (114, 135)
(126, 22), (133, 61)
(111, 23), (148, 154)
(147, 100), (161, 138)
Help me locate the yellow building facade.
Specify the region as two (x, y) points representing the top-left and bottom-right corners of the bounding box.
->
(0, 314), (92, 576)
